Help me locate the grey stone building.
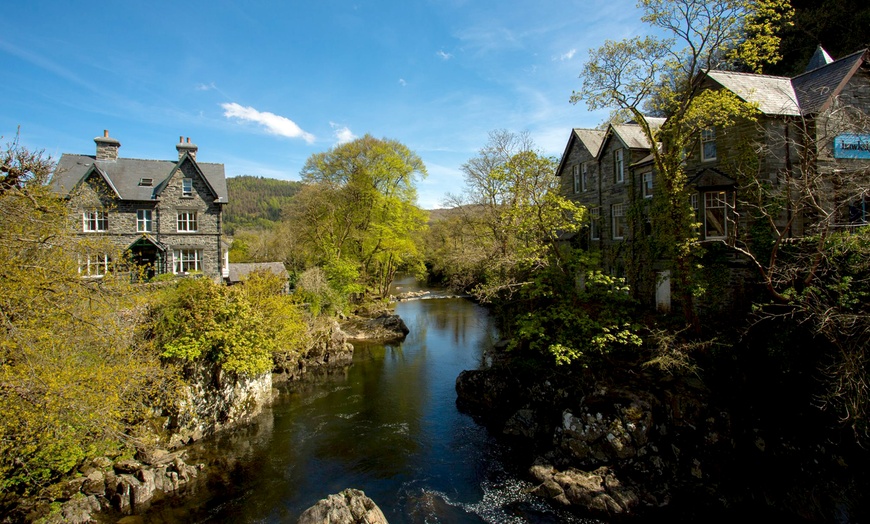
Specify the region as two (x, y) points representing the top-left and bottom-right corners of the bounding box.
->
(556, 47), (870, 312)
(52, 131), (229, 280)
(555, 120), (663, 274)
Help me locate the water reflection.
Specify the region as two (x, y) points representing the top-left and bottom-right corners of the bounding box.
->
(132, 277), (586, 523)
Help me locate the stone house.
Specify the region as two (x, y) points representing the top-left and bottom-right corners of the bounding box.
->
(52, 131), (229, 280)
(557, 47), (870, 312)
(555, 119), (663, 298)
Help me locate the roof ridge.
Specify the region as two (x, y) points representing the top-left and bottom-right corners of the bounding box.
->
(708, 69), (791, 81)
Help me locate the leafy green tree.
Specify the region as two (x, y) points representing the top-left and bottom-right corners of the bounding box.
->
(288, 135), (428, 298)
(571, 0), (792, 329)
(0, 135), (170, 496)
(441, 130), (584, 300)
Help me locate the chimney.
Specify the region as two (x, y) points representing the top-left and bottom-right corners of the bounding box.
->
(176, 136), (198, 161)
(94, 130), (120, 161)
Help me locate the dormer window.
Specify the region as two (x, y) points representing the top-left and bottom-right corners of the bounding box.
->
(138, 178), (153, 186)
(701, 128), (717, 162)
(182, 178), (193, 197)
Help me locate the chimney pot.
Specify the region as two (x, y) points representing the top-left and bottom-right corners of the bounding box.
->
(176, 135), (198, 161)
(94, 130), (120, 161)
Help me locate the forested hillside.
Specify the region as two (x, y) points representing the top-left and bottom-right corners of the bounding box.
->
(224, 175), (302, 234)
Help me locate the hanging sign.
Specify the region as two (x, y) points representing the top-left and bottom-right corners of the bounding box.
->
(834, 134), (870, 159)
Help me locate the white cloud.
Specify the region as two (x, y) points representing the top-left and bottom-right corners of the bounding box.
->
(330, 122), (357, 144)
(437, 50), (453, 60)
(558, 49), (577, 61)
(221, 102), (315, 143)
(398, 78), (407, 87)
(196, 82), (216, 91)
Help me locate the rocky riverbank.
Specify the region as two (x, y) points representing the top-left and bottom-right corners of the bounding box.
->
(8, 310), (410, 524)
(455, 343), (870, 522)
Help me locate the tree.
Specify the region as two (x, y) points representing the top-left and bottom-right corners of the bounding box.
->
(571, 0), (792, 329)
(287, 135), (428, 299)
(441, 130), (585, 300)
(0, 135), (170, 496)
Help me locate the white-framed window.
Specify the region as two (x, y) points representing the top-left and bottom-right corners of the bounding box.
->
(182, 178), (193, 197)
(177, 211), (198, 232)
(704, 191), (732, 239)
(173, 248), (202, 273)
(614, 149), (624, 183)
(137, 209), (153, 233)
(79, 253), (110, 277)
(573, 164), (581, 193)
(612, 203), (626, 239)
(642, 172), (653, 199)
(590, 206), (601, 240)
(581, 163), (589, 192)
(701, 128), (717, 162)
(83, 209), (108, 232)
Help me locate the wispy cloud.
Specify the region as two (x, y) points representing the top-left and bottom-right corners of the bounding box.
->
(221, 102), (315, 143)
(557, 48), (576, 61)
(437, 50), (453, 60)
(196, 82), (217, 91)
(330, 122), (357, 144)
(398, 78), (407, 87)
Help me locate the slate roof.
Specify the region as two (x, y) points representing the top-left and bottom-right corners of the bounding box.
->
(611, 123), (658, 150)
(573, 128), (607, 155)
(227, 262), (289, 284)
(791, 49), (868, 114)
(704, 48), (868, 117)
(704, 71), (800, 116)
(53, 154), (228, 203)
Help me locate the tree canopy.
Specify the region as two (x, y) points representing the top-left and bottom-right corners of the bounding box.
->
(287, 135), (428, 299)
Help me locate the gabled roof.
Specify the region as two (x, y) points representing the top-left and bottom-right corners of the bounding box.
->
(791, 48), (868, 115)
(704, 48), (869, 117)
(597, 119), (662, 158)
(53, 154), (228, 203)
(704, 70), (800, 116)
(688, 168), (736, 188)
(573, 128), (607, 154)
(555, 128), (606, 176)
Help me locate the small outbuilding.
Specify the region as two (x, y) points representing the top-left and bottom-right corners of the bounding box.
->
(227, 262), (290, 293)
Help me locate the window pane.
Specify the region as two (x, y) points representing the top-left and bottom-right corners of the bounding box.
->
(612, 203), (625, 239)
(590, 207), (600, 240)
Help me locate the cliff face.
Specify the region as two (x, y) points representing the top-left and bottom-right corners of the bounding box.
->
(166, 362), (276, 448)
(455, 354), (869, 522)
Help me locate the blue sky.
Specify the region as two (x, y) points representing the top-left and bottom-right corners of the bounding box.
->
(2, 0), (645, 209)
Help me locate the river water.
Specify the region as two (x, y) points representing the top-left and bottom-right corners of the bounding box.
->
(133, 276), (589, 523)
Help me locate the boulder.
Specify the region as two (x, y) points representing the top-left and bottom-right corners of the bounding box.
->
(530, 462), (639, 518)
(297, 489), (388, 524)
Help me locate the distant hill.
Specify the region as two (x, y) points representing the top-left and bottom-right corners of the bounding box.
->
(225, 175), (303, 234)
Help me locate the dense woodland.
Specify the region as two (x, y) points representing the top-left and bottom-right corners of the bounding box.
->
(1, 0), (869, 520)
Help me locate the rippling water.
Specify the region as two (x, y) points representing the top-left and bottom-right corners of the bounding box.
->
(130, 277), (591, 523)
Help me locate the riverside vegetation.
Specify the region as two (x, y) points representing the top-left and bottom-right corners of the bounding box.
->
(3, 1), (870, 521)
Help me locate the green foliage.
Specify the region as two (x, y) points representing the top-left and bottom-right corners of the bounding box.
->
(0, 137), (169, 495)
(431, 130), (584, 299)
(150, 275), (306, 376)
(506, 256), (643, 367)
(224, 175), (302, 234)
(287, 135), (428, 299)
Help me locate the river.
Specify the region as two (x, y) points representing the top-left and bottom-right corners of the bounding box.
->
(132, 276), (589, 523)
